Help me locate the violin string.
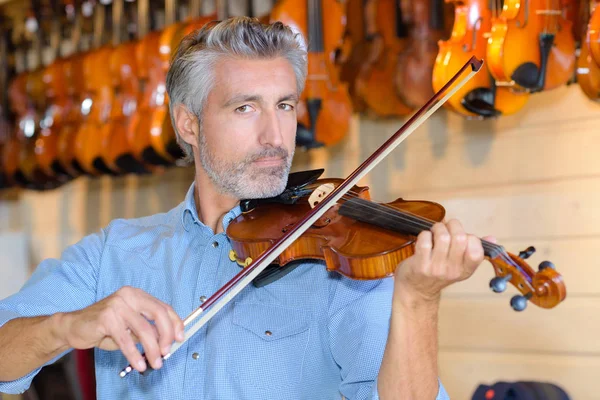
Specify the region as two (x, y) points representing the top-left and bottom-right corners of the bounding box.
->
(305, 184), (522, 271)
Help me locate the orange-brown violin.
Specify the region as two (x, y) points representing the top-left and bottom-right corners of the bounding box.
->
(486, 0), (576, 92)
(227, 169), (566, 311)
(270, 0), (353, 148)
(433, 0), (529, 118)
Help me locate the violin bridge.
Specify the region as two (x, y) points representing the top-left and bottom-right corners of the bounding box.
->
(308, 183), (335, 208)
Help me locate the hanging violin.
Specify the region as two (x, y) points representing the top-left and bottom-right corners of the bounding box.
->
(352, 0), (414, 117)
(270, 0), (353, 149)
(588, 0), (600, 66)
(486, 0), (576, 92)
(118, 56), (567, 378)
(432, 0), (529, 118)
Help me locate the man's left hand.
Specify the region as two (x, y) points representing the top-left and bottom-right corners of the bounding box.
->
(393, 218), (495, 307)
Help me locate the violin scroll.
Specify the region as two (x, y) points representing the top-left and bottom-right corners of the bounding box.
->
(486, 244), (566, 311)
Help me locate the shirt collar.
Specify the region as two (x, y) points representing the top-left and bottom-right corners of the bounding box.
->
(181, 181), (243, 233)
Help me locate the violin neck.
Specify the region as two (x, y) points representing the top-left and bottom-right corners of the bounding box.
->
(307, 0), (324, 53)
(338, 197), (502, 258)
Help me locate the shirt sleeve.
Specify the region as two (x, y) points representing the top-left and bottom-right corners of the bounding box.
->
(328, 276), (450, 400)
(0, 229), (106, 394)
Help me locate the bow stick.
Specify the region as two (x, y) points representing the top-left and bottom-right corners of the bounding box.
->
(119, 56), (484, 378)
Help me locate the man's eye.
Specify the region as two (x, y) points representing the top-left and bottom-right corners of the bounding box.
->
(279, 103), (294, 111)
(236, 105), (252, 113)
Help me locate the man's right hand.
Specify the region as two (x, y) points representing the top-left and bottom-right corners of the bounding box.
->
(57, 286), (184, 373)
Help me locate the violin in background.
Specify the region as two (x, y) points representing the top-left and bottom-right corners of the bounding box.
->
(576, 0), (600, 101)
(395, 0), (448, 109)
(586, 0), (600, 65)
(1, 72), (27, 188)
(433, 0), (529, 118)
(486, 0), (576, 92)
(34, 0), (73, 183)
(353, 0), (414, 117)
(102, 0), (153, 174)
(270, 0), (352, 149)
(74, 1), (119, 176)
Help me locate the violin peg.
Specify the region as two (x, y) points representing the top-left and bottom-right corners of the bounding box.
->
(510, 295), (528, 312)
(538, 261), (555, 271)
(489, 274), (512, 293)
(518, 246), (536, 259)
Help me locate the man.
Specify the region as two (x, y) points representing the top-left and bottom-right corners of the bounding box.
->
(0, 18), (492, 399)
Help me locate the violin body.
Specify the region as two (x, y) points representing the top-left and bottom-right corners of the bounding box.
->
(336, 0), (369, 112)
(577, 38), (600, 101)
(587, 1), (600, 66)
(486, 0), (576, 92)
(354, 0), (413, 117)
(127, 30), (173, 167)
(145, 16), (216, 164)
(16, 68), (53, 189)
(270, 0), (352, 148)
(74, 46), (118, 176)
(102, 41), (150, 174)
(433, 0), (529, 118)
(395, 0), (446, 109)
(35, 58), (72, 180)
(227, 177), (446, 280)
(56, 53), (86, 177)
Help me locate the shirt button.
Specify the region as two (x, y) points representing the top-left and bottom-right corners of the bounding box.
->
(212, 241), (219, 248)
(192, 352), (200, 360)
(265, 330), (272, 336)
(200, 296), (207, 303)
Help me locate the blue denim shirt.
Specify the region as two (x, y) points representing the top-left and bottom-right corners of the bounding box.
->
(0, 182), (450, 399)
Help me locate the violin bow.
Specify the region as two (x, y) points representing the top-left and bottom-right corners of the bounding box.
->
(119, 56), (484, 378)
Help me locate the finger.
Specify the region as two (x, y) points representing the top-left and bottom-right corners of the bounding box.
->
(122, 305), (163, 370)
(108, 315), (147, 373)
(138, 302), (176, 356)
(463, 235), (485, 277)
(446, 219), (468, 280)
(413, 230), (433, 274)
(165, 306), (185, 343)
(430, 222), (451, 276)
(130, 291), (182, 353)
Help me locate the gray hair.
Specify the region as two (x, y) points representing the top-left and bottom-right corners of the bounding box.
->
(166, 17), (308, 163)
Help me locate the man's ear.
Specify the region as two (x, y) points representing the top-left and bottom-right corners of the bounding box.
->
(173, 103), (199, 147)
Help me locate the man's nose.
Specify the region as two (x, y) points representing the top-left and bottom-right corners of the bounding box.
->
(258, 109), (284, 148)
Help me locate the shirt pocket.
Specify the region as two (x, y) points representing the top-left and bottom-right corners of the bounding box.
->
(226, 301), (312, 392)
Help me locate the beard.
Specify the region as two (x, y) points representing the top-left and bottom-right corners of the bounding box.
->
(198, 129), (294, 200)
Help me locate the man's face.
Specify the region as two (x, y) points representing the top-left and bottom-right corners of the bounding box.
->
(197, 56), (298, 200)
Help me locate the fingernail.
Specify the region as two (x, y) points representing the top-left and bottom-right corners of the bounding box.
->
(154, 357), (163, 369)
(137, 360), (146, 371)
(162, 345), (171, 355)
(177, 330), (184, 341)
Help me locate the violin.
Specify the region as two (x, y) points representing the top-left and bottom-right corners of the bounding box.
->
(119, 56), (566, 378)
(2, 73), (28, 187)
(145, 0), (217, 164)
(576, 0), (600, 101)
(486, 0), (576, 92)
(353, 0), (414, 117)
(33, 0), (73, 183)
(270, 0), (353, 148)
(56, 50), (86, 178)
(35, 58), (72, 181)
(587, 0), (600, 66)
(102, 0), (152, 174)
(227, 170), (565, 311)
(432, 0), (529, 118)
(74, 1), (119, 176)
(395, 0), (447, 109)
